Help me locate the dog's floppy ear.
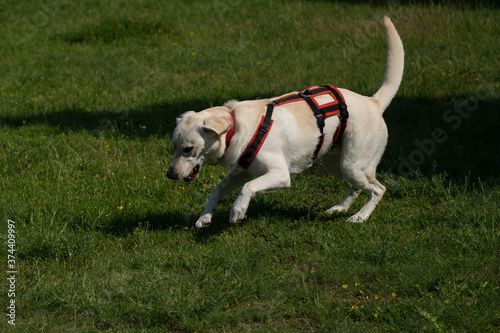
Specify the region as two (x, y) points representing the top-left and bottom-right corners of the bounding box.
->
(203, 116), (233, 137)
(176, 111), (195, 124)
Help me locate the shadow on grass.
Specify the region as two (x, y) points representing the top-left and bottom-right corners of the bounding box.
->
(0, 98), (215, 139)
(1, 94), (499, 180)
(101, 209), (235, 239)
(381, 96), (500, 181)
(99, 197), (347, 239)
(311, 0), (500, 8)
(101, 211), (197, 235)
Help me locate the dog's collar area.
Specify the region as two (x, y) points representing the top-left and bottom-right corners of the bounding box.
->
(224, 112), (235, 152)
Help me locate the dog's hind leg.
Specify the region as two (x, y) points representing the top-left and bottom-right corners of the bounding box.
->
(196, 169), (252, 228)
(325, 186), (362, 214)
(337, 119), (388, 222)
(341, 155), (386, 223)
(346, 177), (386, 223)
(323, 141), (386, 222)
(322, 152), (363, 214)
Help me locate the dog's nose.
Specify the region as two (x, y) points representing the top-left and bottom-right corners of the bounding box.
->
(166, 168), (178, 180)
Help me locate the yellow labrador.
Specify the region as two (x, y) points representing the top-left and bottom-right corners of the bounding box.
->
(167, 16), (404, 228)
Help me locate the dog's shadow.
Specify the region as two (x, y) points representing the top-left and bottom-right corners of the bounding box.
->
(100, 196), (349, 242)
(99, 208), (258, 239)
(194, 197), (350, 237)
(99, 211), (211, 237)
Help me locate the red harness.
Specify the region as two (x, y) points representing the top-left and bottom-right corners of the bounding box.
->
(226, 84), (348, 169)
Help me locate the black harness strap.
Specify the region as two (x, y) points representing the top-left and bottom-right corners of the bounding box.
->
(298, 89), (325, 160)
(238, 102), (275, 169)
(323, 85), (349, 149)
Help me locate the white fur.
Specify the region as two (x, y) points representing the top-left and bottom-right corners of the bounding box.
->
(166, 16), (404, 228)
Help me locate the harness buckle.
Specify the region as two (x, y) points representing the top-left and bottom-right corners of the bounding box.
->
(260, 120), (271, 132)
(315, 114), (325, 129)
(298, 90), (311, 100)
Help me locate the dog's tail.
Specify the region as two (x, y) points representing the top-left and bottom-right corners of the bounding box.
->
(372, 16), (404, 113)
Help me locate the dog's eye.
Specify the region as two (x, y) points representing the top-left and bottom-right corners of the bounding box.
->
(183, 146), (194, 154)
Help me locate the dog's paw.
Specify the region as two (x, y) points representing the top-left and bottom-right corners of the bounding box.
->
(325, 205), (346, 214)
(229, 213), (245, 224)
(229, 208), (246, 224)
(195, 215), (212, 229)
(229, 197), (249, 224)
(347, 214), (366, 223)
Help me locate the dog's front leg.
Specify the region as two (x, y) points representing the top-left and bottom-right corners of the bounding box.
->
(230, 168), (291, 224)
(195, 170), (252, 228)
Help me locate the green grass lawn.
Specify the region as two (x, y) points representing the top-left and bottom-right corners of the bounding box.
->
(1, 0), (499, 331)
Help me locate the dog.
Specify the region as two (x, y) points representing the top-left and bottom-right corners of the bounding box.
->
(166, 16), (404, 228)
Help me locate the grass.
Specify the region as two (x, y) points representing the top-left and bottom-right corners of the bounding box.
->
(1, 0), (499, 331)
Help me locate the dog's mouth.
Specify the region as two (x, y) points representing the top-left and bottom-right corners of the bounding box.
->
(183, 164), (200, 183)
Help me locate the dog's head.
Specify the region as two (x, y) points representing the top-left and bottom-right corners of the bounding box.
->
(166, 107), (233, 182)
